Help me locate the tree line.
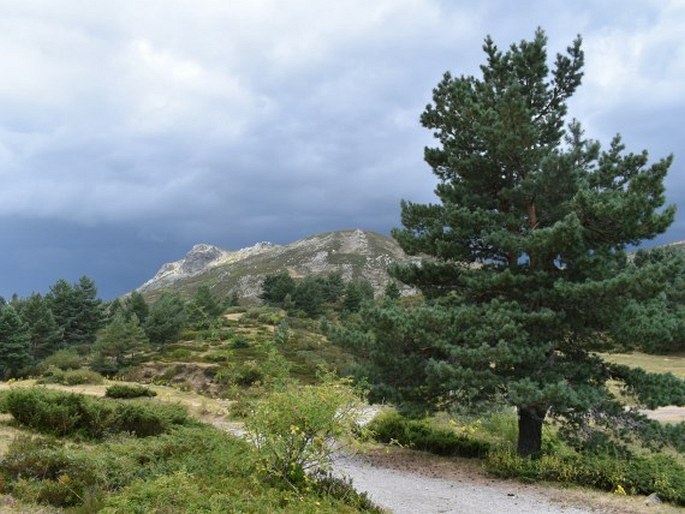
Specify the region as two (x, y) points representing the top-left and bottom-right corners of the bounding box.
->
(0, 279), (235, 379)
(259, 271), (401, 316)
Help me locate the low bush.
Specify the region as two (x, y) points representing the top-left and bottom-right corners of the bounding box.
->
(0, 435), (102, 507)
(486, 448), (685, 506)
(105, 384), (157, 399)
(110, 401), (189, 437)
(368, 411), (490, 458)
(245, 379), (362, 484)
(37, 367), (104, 385)
(39, 349), (83, 371)
(4, 388), (188, 438)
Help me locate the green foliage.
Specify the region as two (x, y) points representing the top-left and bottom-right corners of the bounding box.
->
(339, 29), (680, 457)
(39, 348), (82, 371)
(124, 291), (150, 325)
(245, 379), (362, 484)
(188, 284), (224, 329)
(384, 281), (401, 301)
(105, 384), (157, 399)
(1, 435), (102, 507)
(144, 292), (187, 347)
(342, 279), (374, 314)
(0, 418), (379, 512)
(93, 312), (149, 375)
(368, 411), (490, 458)
(46, 276), (104, 349)
(4, 388), (188, 438)
(260, 272), (296, 306)
(0, 303), (32, 379)
(614, 247), (685, 353)
(16, 293), (63, 361)
(486, 448), (685, 505)
(38, 367), (105, 385)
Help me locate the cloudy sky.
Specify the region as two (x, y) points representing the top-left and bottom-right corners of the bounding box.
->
(1, 0), (683, 299)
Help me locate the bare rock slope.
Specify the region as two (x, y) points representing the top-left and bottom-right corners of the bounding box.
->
(137, 229), (411, 300)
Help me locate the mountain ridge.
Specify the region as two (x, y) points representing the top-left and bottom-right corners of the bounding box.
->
(136, 229), (412, 301)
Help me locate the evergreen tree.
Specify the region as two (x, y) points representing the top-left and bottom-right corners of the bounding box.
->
(320, 273), (345, 305)
(18, 293), (62, 361)
(613, 247), (685, 353)
(225, 291), (240, 308)
(125, 291), (150, 325)
(292, 276), (325, 317)
(92, 312), (149, 374)
(46, 276), (104, 350)
(188, 284), (224, 329)
(260, 272), (296, 306)
(342, 279), (374, 314)
(384, 281), (401, 301)
(0, 304), (32, 379)
(144, 292), (187, 346)
(336, 30), (685, 456)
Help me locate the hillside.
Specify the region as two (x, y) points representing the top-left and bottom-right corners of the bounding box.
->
(136, 229), (412, 300)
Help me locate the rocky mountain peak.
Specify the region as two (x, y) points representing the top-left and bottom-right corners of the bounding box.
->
(136, 229), (413, 300)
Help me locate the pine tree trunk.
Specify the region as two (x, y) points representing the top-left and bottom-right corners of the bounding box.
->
(517, 407), (545, 457)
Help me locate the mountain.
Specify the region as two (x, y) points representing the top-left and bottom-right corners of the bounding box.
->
(136, 229), (412, 301)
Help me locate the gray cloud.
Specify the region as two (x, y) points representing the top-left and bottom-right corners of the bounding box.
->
(0, 0), (683, 298)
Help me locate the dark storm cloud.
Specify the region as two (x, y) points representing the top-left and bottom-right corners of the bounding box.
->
(0, 0), (683, 298)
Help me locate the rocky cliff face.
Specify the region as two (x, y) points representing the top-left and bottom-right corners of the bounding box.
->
(136, 229), (413, 301)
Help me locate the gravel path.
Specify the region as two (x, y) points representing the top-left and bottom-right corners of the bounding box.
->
(335, 452), (593, 514)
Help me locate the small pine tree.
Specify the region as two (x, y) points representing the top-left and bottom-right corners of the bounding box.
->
(0, 304), (32, 379)
(19, 293), (63, 361)
(384, 281), (401, 301)
(144, 293), (187, 347)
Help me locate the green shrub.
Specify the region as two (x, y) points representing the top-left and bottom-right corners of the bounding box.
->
(4, 388), (188, 438)
(485, 448), (685, 506)
(231, 338), (250, 349)
(369, 411), (490, 458)
(245, 380), (362, 484)
(37, 367), (104, 385)
(110, 402), (189, 437)
(1, 435), (102, 507)
(105, 384), (157, 399)
(166, 348), (192, 360)
(39, 349), (83, 371)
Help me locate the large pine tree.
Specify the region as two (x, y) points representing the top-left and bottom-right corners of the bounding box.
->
(337, 29), (685, 456)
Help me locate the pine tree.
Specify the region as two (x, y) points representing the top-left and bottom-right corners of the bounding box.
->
(144, 292), (187, 346)
(93, 312), (149, 374)
(18, 293), (63, 361)
(260, 272), (296, 306)
(384, 281), (401, 301)
(336, 29), (685, 456)
(125, 291), (150, 325)
(342, 279), (374, 314)
(188, 284), (224, 329)
(46, 276), (104, 350)
(0, 304), (32, 379)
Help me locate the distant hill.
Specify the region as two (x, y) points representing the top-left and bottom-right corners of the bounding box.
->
(135, 229), (413, 301)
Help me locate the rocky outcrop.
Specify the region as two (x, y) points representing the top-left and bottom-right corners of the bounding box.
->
(136, 229), (414, 300)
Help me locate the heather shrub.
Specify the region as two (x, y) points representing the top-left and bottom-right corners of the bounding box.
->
(368, 411), (490, 458)
(4, 388), (187, 438)
(105, 384), (157, 399)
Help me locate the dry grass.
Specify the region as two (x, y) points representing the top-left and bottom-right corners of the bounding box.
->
(602, 352), (685, 379)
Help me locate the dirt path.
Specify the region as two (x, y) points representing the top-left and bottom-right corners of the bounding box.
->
(334, 448), (679, 514)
